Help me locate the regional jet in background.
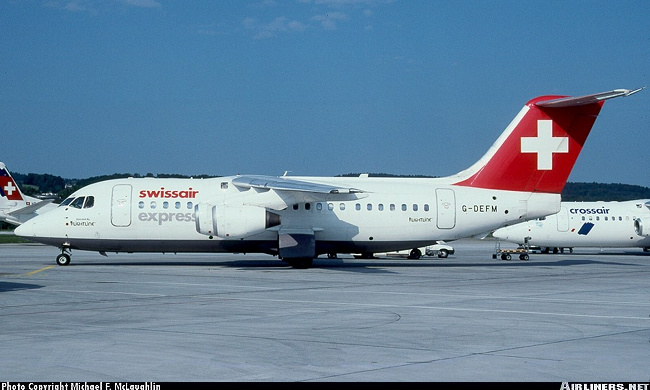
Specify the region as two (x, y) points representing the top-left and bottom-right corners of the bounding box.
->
(15, 88), (643, 268)
(0, 162), (58, 226)
(492, 199), (650, 253)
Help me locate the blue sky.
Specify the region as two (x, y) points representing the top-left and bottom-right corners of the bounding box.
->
(2, 0), (649, 187)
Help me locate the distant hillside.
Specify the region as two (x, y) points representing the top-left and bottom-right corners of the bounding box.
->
(12, 172), (217, 201)
(561, 182), (650, 201)
(11, 171), (650, 202)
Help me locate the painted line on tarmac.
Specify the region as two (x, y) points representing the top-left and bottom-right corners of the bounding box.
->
(22, 265), (55, 276)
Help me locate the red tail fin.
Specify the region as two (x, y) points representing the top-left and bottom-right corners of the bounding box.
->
(453, 88), (643, 194)
(0, 162), (25, 201)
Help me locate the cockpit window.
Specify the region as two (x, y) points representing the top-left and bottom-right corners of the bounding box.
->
(60, 197), (74, 207)
(65, 196), (95, 209)
(83, 196), (94, 209)
(70, 197), (85, 209)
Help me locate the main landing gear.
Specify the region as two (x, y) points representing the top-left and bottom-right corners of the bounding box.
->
(56, 246), (72, 266)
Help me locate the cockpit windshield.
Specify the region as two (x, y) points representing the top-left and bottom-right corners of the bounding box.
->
(59, 196), (95, 209)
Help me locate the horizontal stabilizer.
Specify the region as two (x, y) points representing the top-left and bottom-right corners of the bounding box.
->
(536, 87), (645, 108)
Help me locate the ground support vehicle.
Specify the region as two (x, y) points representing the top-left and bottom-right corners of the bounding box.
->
(493, 240), (530, 261)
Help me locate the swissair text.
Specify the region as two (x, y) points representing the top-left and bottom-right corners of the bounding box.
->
(139, 188), (198, 199)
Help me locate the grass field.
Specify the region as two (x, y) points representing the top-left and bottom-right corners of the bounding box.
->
(0, 233), (32, 244)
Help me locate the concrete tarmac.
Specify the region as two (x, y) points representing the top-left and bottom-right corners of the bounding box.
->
(1, 239), (649, 382)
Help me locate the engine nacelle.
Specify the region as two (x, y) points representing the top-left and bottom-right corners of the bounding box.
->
(195, 203), (280, 239)
(634, 218), (648, 237)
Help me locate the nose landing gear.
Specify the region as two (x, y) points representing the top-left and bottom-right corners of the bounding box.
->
(56, 246), (72, 266)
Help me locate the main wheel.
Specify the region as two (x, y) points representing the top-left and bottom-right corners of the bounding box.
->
(519, 253), (529, 261)
(408, 248), (422, 259)
(56, 253), (71, 266)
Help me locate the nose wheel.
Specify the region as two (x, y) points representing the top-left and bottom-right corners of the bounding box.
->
(56, 247), (72, 266)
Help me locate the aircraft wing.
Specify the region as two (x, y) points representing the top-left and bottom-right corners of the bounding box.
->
(232, 175), (364, 194)
(232, 175), (366, 209)
(8, 199), (54, 217)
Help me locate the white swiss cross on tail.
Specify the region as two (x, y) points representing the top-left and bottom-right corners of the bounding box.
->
(4, 181), (17, 196)
(520, 119), (568, 170)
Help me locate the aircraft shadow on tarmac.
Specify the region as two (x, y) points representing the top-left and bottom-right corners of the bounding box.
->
(54, 254), (643, 272)
(0, 281), (43, 293)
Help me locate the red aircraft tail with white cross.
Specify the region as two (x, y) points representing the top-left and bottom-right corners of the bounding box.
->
(14, 88), (644, 268)
(453, 88), (644, 193)
(0, 162), (57, 226)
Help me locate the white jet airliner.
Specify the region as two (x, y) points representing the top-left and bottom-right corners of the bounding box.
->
(492, 199), (650, 253)
(0, 162), (58, 226)
(15, 88), (643, 268)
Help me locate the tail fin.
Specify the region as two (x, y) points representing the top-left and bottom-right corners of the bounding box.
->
(453, 88), (644, 194)
(0, 162), (25, 201)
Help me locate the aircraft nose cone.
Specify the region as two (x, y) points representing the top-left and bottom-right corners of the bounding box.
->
(14, 221), (33, 238)
(492, 227), (510, 240)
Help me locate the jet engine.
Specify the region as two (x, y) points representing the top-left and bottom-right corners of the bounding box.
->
(634, 218), (648, 237)
(195, 203), (280, 239)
